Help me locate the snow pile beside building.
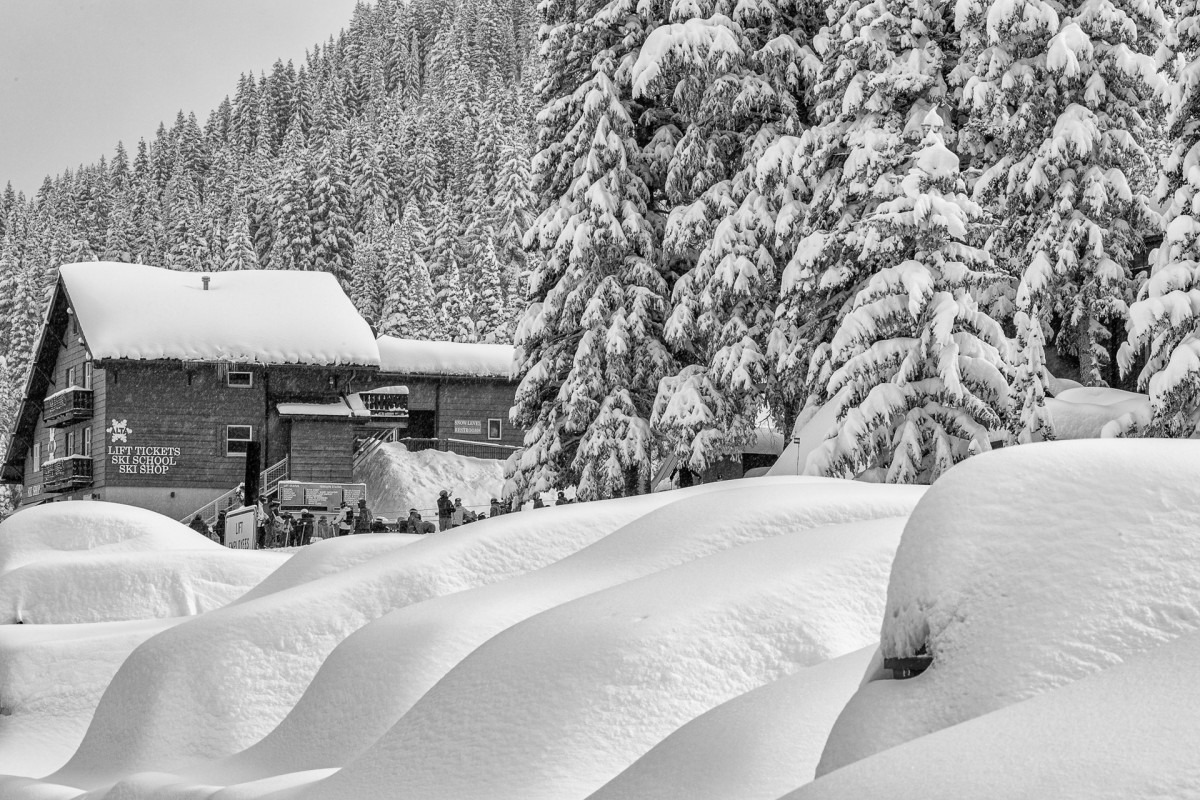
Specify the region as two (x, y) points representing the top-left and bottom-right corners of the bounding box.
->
(355, 441), (506, 521)
(816, 439), (1200, 779)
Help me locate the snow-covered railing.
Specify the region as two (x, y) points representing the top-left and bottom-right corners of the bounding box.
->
(42, 385), (93, 426)
(179, 456), (289, 527)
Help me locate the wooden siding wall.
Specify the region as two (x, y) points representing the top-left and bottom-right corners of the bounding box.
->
(21, 317), (105, 503)
(103, 364), (267, 489)
(436, 380), (523, 447)
(372, 373), (523, 448)
(288, 419), (355, 482)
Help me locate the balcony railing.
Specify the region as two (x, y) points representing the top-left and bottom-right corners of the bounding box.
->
(42, 455), (94, 493)
(43, 387), (94, 427)
(360, 392), (409, 419)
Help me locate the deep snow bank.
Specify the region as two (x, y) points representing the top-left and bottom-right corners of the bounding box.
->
(587, 646), (876, 800)
(302, 509), (916, 800)
(0, 618), (180, 778)
(355, 442), (506, 521)
(0, 549), (287, 624)
(178, 480), (920, 789)
(817, 439), (1200, 776)
(48, 491), (682, 789)
(0, 502), (219, 574)
(788, 629), (1200, 800)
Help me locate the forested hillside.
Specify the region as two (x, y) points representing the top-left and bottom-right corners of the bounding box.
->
(0, 0), (540, 462)
(4, 0), (1200, 508)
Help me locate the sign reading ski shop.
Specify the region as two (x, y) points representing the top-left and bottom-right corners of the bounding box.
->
(105, 419), (181, 475)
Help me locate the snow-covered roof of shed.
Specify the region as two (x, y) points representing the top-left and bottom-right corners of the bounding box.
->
(60, 263), (380, 367)
(377, 336), (515, 379)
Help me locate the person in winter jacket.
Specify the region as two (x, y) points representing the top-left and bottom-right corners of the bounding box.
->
(189, 515), (210, 537)
(335, 503), (353, 536)
(437, 490), (454, 530)
(490, 499), (501, 517)
(355, 499), (372, 533)
(298, 509), (316, 545)
(533, 493), (545, 509)
(450, 498), (466, 527)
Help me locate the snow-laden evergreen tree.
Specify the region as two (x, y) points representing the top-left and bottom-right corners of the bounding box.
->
(1116, 0), (1200, 434)
(350, 198), (390, 327)
(771, 0), (962, 432)
(310, 132), (355, 284)
(645, 1), (819, 472)
(381, 201), (442, 339)
(512, 1), (674, 503)
(958, 0), (1165, 387)
(806, 111), (1011, 482)
(222, 200), (260, 272)
(1008, 284), (1056, 442)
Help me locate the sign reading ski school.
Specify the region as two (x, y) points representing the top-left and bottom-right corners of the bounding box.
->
(106, 419), (181, 475)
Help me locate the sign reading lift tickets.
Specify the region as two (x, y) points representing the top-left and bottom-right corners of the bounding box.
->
(276, 481), (368, 512)
(224, 506), (258, 549)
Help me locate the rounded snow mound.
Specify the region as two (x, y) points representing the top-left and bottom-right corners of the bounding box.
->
(818, 439), (1200, 775)
(0, 549), (288, 624)
(0, 502), (219, 575)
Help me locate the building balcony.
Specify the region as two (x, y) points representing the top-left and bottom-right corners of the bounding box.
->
(42, 455), (94, 493)
(43, 387), (93, 427)
(359, 389), (409, 420)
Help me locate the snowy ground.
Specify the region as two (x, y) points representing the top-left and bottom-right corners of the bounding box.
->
(3, 441), (1200, 797)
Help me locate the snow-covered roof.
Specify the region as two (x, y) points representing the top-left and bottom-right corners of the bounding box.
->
(60, 263), (381, 367)
(276, 401), (357, 418)
(377, 336), (515, 379)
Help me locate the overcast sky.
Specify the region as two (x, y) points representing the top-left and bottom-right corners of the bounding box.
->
(0, 0), (364, 195)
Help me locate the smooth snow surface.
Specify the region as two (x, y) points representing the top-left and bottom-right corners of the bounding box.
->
(0, 502), (220, 574)
(354, 441), (506, 520)
(818, 439), (1200, 777)
(788, 629), (1200, 800)
(376, 335), (515, 377)
(59, 262), (379, 366)
(0, 477), (924, 799)
(587, 646), (877, 800)
(1046, 386), (1151, 438)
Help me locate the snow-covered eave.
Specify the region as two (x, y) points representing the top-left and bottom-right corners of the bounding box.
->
(92, 357), (383, 370)
(377, 369), (517, 383)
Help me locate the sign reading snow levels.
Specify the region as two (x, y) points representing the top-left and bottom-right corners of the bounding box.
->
(106, 419), (180, 475)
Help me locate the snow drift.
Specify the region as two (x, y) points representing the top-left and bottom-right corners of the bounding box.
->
(818, 439), (1200, 776)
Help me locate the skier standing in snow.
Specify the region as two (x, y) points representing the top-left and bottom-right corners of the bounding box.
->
(490, 498), (502, 517)
(450, 498), (466, 527)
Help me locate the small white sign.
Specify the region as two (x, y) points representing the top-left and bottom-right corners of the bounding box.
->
(224, 506), (257, 549)
(453, 419), (482, 435)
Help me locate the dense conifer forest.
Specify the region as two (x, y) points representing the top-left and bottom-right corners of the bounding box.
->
(4, 0), (1200, 507)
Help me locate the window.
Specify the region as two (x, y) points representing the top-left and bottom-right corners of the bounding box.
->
(83, 360), (93, 390)
(226, 425), (254, 456)
(227, 371), (253, 388)
(82, 427), (92, 457)
(32, 443), (40, 473)
(488, 418), (502, 440)
(66, 430), (76, 456)
(65, 366), (76, 388)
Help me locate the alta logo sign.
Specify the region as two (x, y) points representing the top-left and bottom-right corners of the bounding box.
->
(106, 419), (133, 443)
(105, 420), (181, 476)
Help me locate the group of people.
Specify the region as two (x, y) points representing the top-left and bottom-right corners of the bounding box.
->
(187, 488), (581, 547)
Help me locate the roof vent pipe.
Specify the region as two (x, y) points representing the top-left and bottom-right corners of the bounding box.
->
(202, 275), (211, 291)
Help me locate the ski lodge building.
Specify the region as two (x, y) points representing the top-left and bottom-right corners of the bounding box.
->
(0, 262), (523, 520)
